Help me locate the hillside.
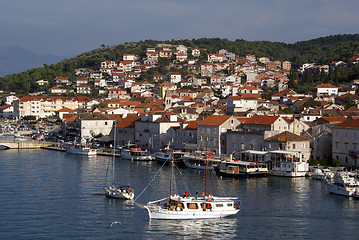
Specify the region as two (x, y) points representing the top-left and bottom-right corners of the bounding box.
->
(0, 46), (68, 77)
(1, 34), (359, 94)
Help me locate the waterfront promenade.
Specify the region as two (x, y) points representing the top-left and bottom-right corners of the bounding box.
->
(0, 139), (52, 149)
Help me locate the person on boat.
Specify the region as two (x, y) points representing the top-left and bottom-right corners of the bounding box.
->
(196, 190), (198, 199)
(184, 190), (188, 198)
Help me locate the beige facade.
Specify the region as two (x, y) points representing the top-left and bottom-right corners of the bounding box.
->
(14, 96), (90, 119)
(332, 120), (359, 167)
(80, 114), (114, 139)
(197, 115), (241, 154)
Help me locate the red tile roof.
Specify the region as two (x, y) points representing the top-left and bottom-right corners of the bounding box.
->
(199, 115), (232, 126)
(244, 115), (279, 125)
(116, 116), (141, 128)
(316, 84), (337, 88)
(265, 131), (310, 142)
(334, 119), (359, 129)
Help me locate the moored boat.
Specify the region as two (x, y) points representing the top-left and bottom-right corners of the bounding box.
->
(104, 123), (134, 200)
(144, 194), (240, 220)
(268, 150), (309, 177)
(65, 143), (97, 155)
(120, 146), (153, 161)
(183, 152), (221, 170)
(154, 149), (188, 166)
(214, 160), (268, 178)
(142, 148), (240, 220)
(326, 173), (359, 197)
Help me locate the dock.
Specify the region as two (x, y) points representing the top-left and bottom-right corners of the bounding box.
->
(0, 140), (53, 149)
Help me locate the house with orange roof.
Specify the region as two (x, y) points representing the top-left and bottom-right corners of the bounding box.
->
(315, 84), (338, 97)
(0, 104), (14, 118)
(167, 121), (198, 150)
(50, 86), (66, 94)
(55, 107), (77, 120)
(13, 96), (91, 119)
(197, 115), (241, 154)
(242, 115), (289, 133)
(149, 73), (166, 82)
(332, 119), (359, 167)
(264, 131), (311, 161)
(112, 115), (141, 146)
(347, 53), (359, 67)
(134, 112), (181, 151)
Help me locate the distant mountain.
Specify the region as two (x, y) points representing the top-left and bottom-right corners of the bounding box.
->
(0, 46), (70, 77)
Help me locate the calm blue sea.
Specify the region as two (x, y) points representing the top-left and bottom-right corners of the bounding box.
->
(1, 149), (359, 239)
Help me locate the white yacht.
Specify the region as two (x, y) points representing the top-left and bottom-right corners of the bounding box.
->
(312, 168), (335, 180)
(65, 143), (97, 156)
(145, 194), (240, 220)
(120, 146), (153, 161)
(326, 174), (359, 197)
(143, 152), (240, 220)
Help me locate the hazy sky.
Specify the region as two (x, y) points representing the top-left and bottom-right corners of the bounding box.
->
(1, 0), (358, 56)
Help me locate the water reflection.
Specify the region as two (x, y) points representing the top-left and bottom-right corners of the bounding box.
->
(146, 217), (239, 240)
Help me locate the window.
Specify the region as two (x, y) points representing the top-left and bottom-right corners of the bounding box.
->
(292, 144), (296, 149)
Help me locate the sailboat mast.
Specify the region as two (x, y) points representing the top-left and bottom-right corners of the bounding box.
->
(205, 152), (208, 196)
(204, 137), (208, 196)
(169, 148), (173, 197)
(112, 121), (116, 185)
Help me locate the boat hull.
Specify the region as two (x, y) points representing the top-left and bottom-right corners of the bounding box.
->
(103, 186), (134, 200)
(326, 182), (357, 197)
(214, 165), (267, 178)
(121, 152), (152, 161)
(268, 170), (307, 177)
(66, 146), (97, 155)
(145, 206), (239, 220)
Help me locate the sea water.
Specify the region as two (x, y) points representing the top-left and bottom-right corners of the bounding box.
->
(1, 149), (359, 239)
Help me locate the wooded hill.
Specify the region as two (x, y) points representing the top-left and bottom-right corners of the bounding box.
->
(1, 34), (359, 94)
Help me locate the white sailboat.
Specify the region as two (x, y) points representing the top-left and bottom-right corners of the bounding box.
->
(103, 123), (134, 200)
(143, 150), (240, 220)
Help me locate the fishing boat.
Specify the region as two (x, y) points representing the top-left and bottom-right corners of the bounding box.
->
(103, 123), (134, 200)
(183, 152), (221, 170)
(65, 142), (97, 155)
(214, 160), (268, 178)
(326, 173), (359, 197)
(120, 145), (153, 161)
(143, 150), (240, 220)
